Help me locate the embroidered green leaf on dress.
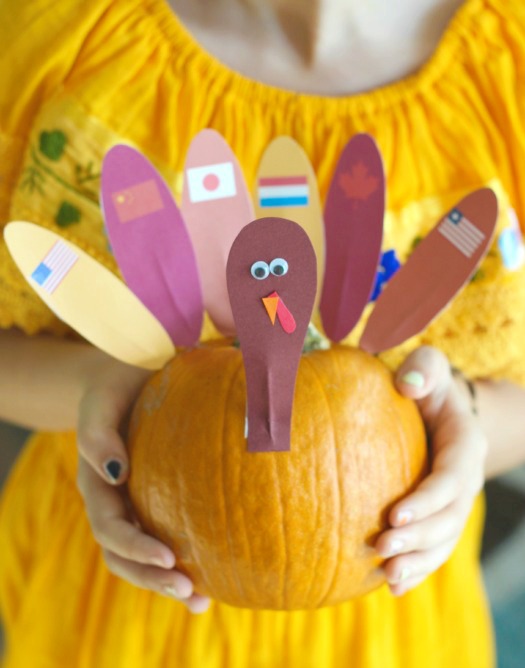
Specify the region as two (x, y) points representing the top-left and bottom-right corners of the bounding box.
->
(55, 201), (81, 227)
(20, 165), (45, 195)
(39, 130), (67, 161)
(75, 161), (100, 186)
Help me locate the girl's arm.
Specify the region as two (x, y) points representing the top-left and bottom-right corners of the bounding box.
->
(476, 379), (525, 479)
(0, 327), (102, 431)
(377, 346), (525, 596)
(0, 327), (210, 613)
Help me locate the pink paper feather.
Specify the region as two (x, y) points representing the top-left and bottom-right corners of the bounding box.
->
(101, 145), (203, 347)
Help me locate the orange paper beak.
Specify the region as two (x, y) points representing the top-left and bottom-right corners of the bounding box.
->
(262, 293), (279, 324)
(262, 291), (296, 333)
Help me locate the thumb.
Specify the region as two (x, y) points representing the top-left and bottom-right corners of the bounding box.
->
(395, 345), (452, 426)
(77, 386), (130, 485)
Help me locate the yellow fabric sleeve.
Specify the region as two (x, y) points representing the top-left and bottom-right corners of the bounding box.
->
(0, 0), (117, 334)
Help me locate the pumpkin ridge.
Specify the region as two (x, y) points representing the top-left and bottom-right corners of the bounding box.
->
(304, 352), (343, 607)
(296, 355), (322, 607)
(168, 357), (213, 594)
(220, 353), (250, 602)
(295, 352), (331, 606)
(269, 407), (287, 609)
(393, 389), (417, 495)
(174, 349), (241, 599)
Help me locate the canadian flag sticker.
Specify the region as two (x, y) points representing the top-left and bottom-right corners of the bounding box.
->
(186, 161), (237, 203)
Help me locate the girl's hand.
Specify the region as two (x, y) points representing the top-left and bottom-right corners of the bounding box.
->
(75, 355), (210, 614)
(375, 346), (487, 596)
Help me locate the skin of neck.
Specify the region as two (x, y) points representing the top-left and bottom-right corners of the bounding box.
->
(252, 0), (462, 65)
(263, 0), (322, 65)
(168, 0), (464, 94)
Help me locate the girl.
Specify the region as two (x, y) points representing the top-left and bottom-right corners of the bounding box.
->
(1, 0), (525, 665)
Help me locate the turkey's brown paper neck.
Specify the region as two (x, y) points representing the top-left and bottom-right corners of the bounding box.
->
(226, 217), (317, 452)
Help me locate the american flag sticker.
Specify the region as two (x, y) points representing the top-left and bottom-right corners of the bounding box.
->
(258, 176), (309, 208)
(112, 179), (164, 223)
(438, 208), (485, 258)
(31, 241), (79, 294)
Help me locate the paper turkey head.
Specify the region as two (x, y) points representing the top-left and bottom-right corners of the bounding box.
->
(227, 217), (317, 453)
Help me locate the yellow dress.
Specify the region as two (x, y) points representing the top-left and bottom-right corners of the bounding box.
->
(1, 0), (525, 665)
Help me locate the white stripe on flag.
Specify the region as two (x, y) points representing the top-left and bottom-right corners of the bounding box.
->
(258, 185), (309, 199)
(438, 215), (485, 258)
(439, 222), (478, 257)
(39, 241), (78, 293)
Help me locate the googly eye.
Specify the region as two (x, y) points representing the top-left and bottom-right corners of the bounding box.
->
(250, 261), (270, 280)
(269, 258), (289, 277)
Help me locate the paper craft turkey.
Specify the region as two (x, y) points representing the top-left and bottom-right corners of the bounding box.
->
(4, 132), (499, 610)
(5, 131), (498, 454)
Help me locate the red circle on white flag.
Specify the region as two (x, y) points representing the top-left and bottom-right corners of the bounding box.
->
(203, 173), (220, 191)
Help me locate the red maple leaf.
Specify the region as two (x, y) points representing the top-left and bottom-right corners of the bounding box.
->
(338, 162), (379, 201)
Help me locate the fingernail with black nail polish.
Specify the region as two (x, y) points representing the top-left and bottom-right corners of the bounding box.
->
(104, 459), (122, 482)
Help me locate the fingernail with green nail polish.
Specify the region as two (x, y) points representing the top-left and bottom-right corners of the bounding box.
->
(401, 371), (425, 388)
(391, 567), (411, 585)
(165, 585), (183, 599)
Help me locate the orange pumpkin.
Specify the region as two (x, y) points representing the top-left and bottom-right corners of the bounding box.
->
(127, 342), (427, 610)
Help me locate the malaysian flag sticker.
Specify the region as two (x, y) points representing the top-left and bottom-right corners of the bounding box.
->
(438, 208), (485, 258)
(31, 241), (79, 294)
(258, 176), (309, 208)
